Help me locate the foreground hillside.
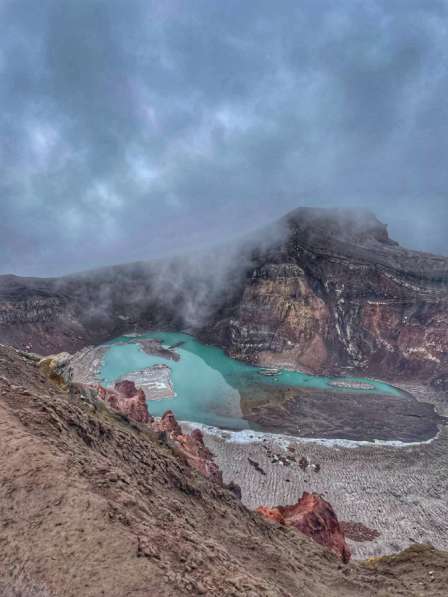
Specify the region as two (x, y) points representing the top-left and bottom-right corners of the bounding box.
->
(1, 207), (448, 382)
(1, 344), (447, 596)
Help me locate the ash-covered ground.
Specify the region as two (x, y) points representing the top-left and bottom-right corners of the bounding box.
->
(183, 383), (448, 559)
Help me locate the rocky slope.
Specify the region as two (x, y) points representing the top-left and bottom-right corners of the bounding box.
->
(91, 380), (226, 485)
(84, 376), (359, 549)
(1, 343), (448, 596)
(1, 207), (448, 381)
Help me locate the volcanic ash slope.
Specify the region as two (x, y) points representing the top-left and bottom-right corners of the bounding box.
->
(1, 344), (448, 596)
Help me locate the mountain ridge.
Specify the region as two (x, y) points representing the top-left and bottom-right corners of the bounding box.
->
(1, 207), (448, 381)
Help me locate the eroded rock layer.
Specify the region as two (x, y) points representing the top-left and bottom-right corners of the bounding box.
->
(209, 208), (448, 380)
(257, 492), (351, 563)
(1, 207), (448, 381)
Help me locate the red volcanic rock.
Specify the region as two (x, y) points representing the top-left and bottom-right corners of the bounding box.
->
(95, 382), (152, 424)
(257, 492), (351, 563)
(154, 412), (223, 484)
(156, 409), (182, 436)
(174, 429), (223, 484)
(92, 384), (224, 485)
(114, 380), (139, 398)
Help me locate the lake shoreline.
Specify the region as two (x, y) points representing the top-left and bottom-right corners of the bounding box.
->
(180, 381), (448, 560)
(179, 420), (442, 449)
(65, 331), (445, 442)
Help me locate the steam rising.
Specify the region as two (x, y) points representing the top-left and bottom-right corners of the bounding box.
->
(58, 207), (432, 333)
(62, 216), (289, 330)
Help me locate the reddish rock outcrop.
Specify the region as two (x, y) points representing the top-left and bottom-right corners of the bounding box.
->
(173, 429), (223, 484)
(154, 409), (182, 436)
(152, 411), (223, 484)
(92, 382), (223, 485)
(114, 379), (141, 398)
(257, 492), (351, 563)
(96, 381), (152, 424)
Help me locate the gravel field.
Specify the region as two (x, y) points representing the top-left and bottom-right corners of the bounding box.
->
(183, 384), (448, 559)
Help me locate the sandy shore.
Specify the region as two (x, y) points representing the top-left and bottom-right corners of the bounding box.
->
(67, 345), (107, 384)
(182, 383), (448, 560)
(66, 342), (176, 400)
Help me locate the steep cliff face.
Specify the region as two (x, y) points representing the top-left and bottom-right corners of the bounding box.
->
(0, 275), (91, 353)
(225, 263), (331, 371)
(207, 208), (448, 380)
(1, 207), (448, 380)
(0, 268), (182, 354)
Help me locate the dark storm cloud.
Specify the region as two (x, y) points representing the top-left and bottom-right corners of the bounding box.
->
(1, 0), (448, 275)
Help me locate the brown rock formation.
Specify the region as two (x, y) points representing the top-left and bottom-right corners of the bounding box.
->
(174, 428), (224, 484)
(152, 413), (223, 484)
(114, 379), (141, 398)
(227, 263), (331, 371)
(155, 409), (183, 436)
(96, 381), (152, 424)
(257, 492), (351, 563)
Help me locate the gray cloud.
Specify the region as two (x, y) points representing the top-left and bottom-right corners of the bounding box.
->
(1, 0), (448, 275)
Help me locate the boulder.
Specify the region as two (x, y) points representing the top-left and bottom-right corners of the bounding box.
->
(257, 492), (351, 562)
(96, 382), (152, 424)
(155, 409), (182, 436)
(39, 352), (72, 387)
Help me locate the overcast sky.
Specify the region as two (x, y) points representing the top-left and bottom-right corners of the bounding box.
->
(1, 0), (448, 276)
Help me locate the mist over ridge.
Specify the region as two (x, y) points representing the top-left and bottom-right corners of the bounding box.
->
(1, 1), (448, 275)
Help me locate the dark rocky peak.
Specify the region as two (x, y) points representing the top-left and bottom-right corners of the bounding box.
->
(283, 207), (395, 247)
(278, 207), (448, 281)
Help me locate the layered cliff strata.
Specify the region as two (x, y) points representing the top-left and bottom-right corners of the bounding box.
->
(210, 208), (448, 379)
(1, 207), (448, 381)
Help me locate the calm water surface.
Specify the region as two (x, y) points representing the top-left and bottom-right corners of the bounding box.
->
(100, 331), (402, 430)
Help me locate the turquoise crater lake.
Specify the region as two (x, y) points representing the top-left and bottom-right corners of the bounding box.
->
(100, 331), (403, 433)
